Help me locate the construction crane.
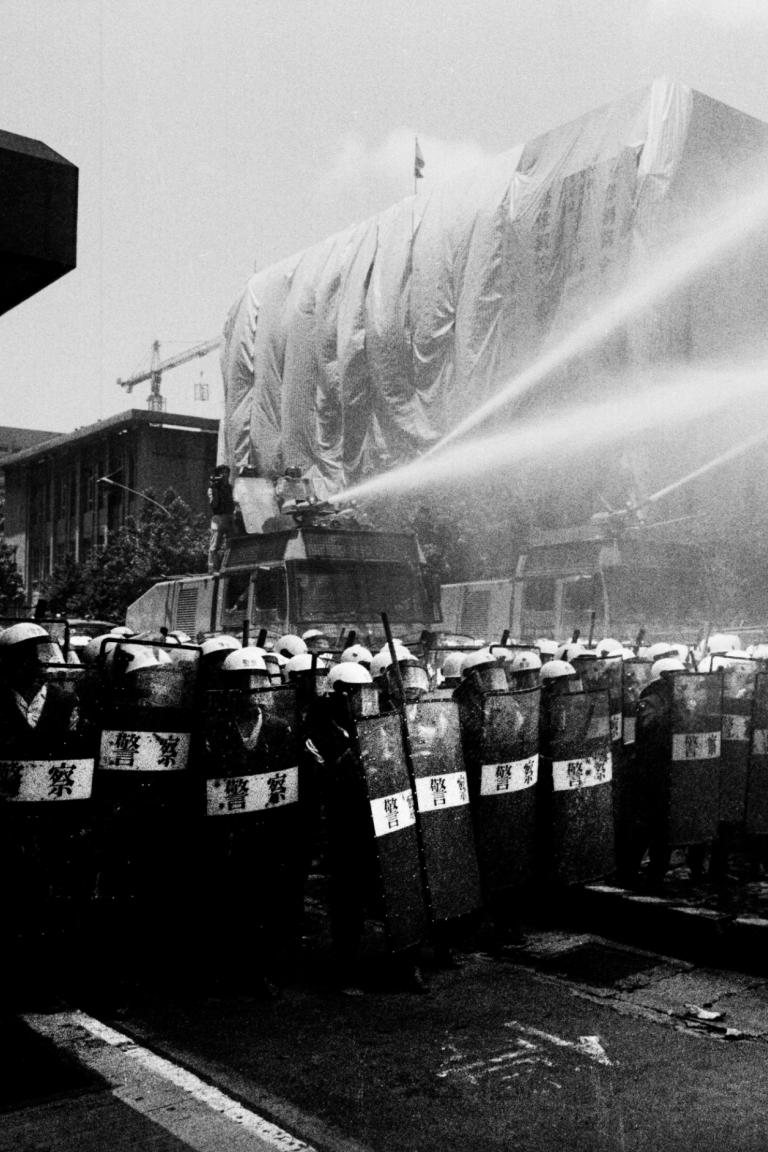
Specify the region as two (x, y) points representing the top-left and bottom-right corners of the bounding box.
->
(117, 337), (221, 411)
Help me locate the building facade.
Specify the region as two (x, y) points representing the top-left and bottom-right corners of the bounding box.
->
(2, 409), (218, 598)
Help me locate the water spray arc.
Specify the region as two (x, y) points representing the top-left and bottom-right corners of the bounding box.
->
(425, 168), (768, 457)
(331, 362), (768, 505)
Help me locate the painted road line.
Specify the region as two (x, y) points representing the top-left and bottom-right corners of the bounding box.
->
(437, 1023), (612, 1090)
(22, 1011), (316, 1152)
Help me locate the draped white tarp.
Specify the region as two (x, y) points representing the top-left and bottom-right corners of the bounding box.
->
(218, 79), (768, 494)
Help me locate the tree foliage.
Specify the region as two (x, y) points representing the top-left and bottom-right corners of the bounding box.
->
(0, 494), (25, 611)
(41, 489), (208, 621)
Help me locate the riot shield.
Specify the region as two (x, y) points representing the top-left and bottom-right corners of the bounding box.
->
(574, 656), (624, 744)
(198, 682), (306, 985)
(0, 663), (96, 987)
(666, 671), (722, 846)
(622, 660), (654, 748)
(458, 686), (540, 895)
(719, 658), (757, 826)
(539, 688), (615, 886)
(406, 696), (483, 923)
(353, 711), (429, 950)
(202, 684), (300, 816)
(91, 641), (201, 969)
(746, 671), (768, 836)
(613, 659), (654, 882)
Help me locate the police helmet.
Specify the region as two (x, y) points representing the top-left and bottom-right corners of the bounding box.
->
(557, 642), (587, 663)
(222, 647), (268, 674)
(539, 659), (578, 683)
(370, 647), (411, 678)
(460, 648), (497, 674)
(200, 634), (242, 659)
(0, 622), (64, 664)
(0, 622), (51, 647)
(327, 662), (373, 687)
(596, 638), (623, 657)
(302, 629), (331, 651)
(650, 657), (686, 682)
(508, 649), (542, 673)
(438, 651), (465, 683)
(81, 633), (122, 666)
(383, 652), (430, 699)
(340, 643), (373, 668)
(285, 652), (332, 676)
(276, 634), (307, 659)
(648, 642), (679, 661)
(301, 629), (325, 642)
(707, 632), (742, 655)
(535, 638), (559, 660)
(460, 647), (508, 692)
(111, 643), (162, 675)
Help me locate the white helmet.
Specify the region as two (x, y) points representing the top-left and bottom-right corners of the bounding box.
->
(200, 634), (242, 659)
(285, 652), (332, 676)
(748, 643), (768, 660)
(508, 649), (542, 673)
(222, 647), (268, 674)
(596, 638), (623, 657)
(111, 643), (161, 675)
(439, 651), (465, 682)
(650, 657), (686, 682)
(276, 634), (307, 658)
(111, 625), (136, 638)
(557, 642), (587, 663)
(0, 622), (50, 647)
(648, 642), (679, 661)
(340, 644), (373, 667)
(540, 659), (577, 682)
(460, 648), (497, 675)
(82, 632), (122, 665)
(376, 637), (411, 653)
(707, 632), (741, 655)
(535, 638), (559, 658)
(460, 647), (508, 691)
(327, 662), (373, 687)
(302, 629), (331, 651)
(168, 629), (192, 644)
(370, 647), (413, 677)
(698, 653), (735, 673)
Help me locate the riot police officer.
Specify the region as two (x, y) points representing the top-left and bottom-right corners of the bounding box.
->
(0, 622), (94, 1000)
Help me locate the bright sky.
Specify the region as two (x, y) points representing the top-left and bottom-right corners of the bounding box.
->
(3, 0), (768, 433)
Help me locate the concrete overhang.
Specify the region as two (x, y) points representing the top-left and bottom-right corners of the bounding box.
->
(0, 127), (78, 315)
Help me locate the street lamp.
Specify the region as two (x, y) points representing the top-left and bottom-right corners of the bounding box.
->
(96, 475), (171, 517)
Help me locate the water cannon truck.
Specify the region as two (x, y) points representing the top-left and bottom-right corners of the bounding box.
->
(125, 473), (438, 647)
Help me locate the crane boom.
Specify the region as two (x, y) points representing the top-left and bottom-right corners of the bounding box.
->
(117, 337), (221, 393)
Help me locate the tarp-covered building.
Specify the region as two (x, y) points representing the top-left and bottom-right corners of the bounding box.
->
(219, 79), (768, 501)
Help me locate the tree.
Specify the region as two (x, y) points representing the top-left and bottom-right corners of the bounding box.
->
(0, 493), (25, 611)
(41, 488), (208, 621)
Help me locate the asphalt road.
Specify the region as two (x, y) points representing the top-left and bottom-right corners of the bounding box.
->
(82, 932), (768, 1152)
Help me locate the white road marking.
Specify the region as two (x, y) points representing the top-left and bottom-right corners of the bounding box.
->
(22, 1011), (316, 1152)
(506, 1022), (613, 1066)
(437, 1022), (613, 1089)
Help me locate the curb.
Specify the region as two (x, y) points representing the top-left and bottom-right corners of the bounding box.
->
(564, 884), (767, 973)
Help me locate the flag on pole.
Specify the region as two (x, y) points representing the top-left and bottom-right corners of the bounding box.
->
(414, 137), (425, 180)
